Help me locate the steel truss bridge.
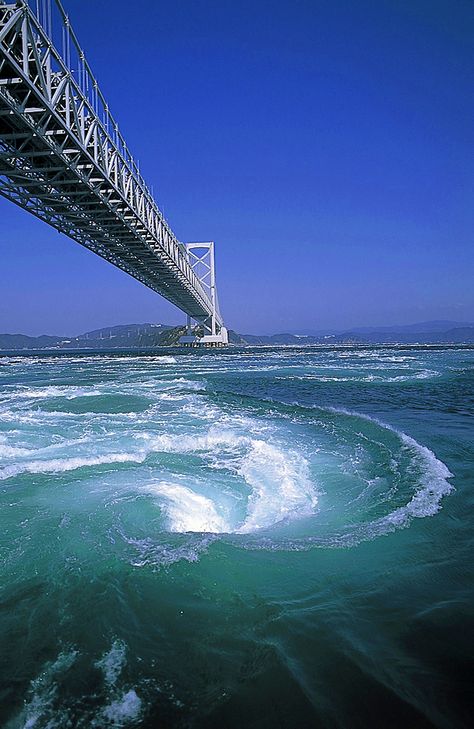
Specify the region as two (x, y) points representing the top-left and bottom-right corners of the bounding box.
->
(0, 0), (228, 344)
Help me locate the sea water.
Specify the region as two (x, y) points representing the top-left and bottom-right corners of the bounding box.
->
(0, 345), (472, 727)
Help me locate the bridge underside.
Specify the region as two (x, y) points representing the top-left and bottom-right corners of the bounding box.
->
(0, 0), (226, 338)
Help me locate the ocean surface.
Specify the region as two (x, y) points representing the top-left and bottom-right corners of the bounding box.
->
(0, 345), (472, 728)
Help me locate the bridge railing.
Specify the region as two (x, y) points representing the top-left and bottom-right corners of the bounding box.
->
(24, 0), (146, 197)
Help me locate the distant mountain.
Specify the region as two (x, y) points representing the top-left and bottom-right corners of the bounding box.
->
(438, 327), (474, 343)
(76, 323), (171, 341)
(1, 321), (474, 350)
(74, 323), (174, 348)
(236, 332), (362, 345)
(0, 333), (64, 349)
(341, 326), (474, 344)
(0, 323), (180, 350)
(294, 321), (474, 336)
(349, 320), (474, 334)
(234, 325), (474, 346)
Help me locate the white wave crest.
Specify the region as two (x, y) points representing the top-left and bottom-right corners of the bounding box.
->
(147, 482), (230, 533)
(238, 440), (319, 532)
(95, 640), (127, 687)
(0, 452), (146, 480)
(0, 443), (33, 458)
(323, 406), (454, 531)
(138, 425), (248, 454)
(142, 432), (319, 534)
(382, 431), (453, 523)
(21, 649), (78, 729)
(151, 355), (177, 364)
(101, 689), (142, 726)
(2, 385), (103, 400)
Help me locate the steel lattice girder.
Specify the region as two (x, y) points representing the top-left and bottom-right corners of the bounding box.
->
(0, 0), (224, 328)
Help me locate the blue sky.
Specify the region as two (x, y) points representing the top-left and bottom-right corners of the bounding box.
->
(0, 0), (473, 335)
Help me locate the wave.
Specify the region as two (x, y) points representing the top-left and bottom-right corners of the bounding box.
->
(136, 426), (248, 454)
(0, 353), (176, 365)
(95, 640), (127, 687)
(0, 442), (33, 457)
(0, 407), (132, 424)
(237, 440), (318, 533)
(0, 375), (199, 405)
(20, 649), (79, 729)
(174, 392), (454, 548)
(325, 406), (453, 520)
(17, 644), (142, 728)
(0, 385), (104, 401)
(0, 352), (456, 554)
(249, 404), (454, 548)
(138, 428), (318, 534)
(150, 355), (177, 364)
(0, 395), (453, 548)
(146, 482), (230, 533)
(277, 370), (439, 383)
(99, 690), (142, 726)
(0, 452), (146, 480)
(121, 530), (218, 567)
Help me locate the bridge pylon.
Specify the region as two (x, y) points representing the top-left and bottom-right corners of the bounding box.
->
(179, 242), (228, 346)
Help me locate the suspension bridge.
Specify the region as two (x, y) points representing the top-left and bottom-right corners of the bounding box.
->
(0, 0), (228, 345)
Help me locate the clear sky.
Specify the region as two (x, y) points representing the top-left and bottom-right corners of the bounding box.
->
(0, 0), (473, 335)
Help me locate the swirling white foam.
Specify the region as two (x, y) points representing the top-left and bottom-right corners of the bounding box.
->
(0, 351), (455, 551)
(146, 482), (230, 533)
(140, 432), (319, 534)
(292, 406), (454, 546)
(237, 440), (318, 533)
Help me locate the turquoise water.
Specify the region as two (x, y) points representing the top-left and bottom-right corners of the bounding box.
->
(0, 345), (472, 728)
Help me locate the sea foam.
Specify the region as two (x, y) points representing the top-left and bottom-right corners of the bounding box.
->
(146, 481), (230, 533)
(0, 452), (146, 480)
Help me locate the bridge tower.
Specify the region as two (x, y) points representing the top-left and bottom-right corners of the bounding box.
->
(180, 243), (228, 346)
